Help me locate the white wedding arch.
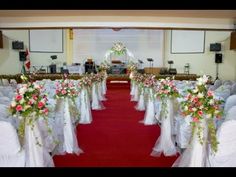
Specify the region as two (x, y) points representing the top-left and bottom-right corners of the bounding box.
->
(103, 42), (137, 65)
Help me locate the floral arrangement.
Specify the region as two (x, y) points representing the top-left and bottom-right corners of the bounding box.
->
(99, 61), (110, 72)
(55, 78), (79, 102)
(79, 74), (93, 88)
(155, 77), (180, 119)
(111, 42), (126, 56)
(142, 74), (157, 89)
(155, 77), (179, 100)
(90, 73), (104, 83)
(9, 75), (49, 142)
(127, 62), (138, 73)
(180, 75), (224, 153)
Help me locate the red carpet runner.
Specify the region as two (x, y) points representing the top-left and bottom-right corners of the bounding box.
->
(53, 82), (178, 167)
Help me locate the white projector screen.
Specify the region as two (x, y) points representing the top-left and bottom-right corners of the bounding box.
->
(171, 30), (205, 53)
(29, 29), (63, 53)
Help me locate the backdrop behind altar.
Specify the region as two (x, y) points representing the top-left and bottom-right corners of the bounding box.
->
(72, 29), (164, 67)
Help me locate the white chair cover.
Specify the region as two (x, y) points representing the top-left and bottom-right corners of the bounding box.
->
(24, 119), (54, 167)
(0, 96), (11, 105)
(0, 121), (25, 167)
(230, 83), (236, 95)
(207, 120), (236, 167)
(224, 95), (236, 113)
(2, 79), (9, 86)
(172, 118), (208, 167)
(175, 115), (192, 149)
(225, 105), (236, 121)
(151, 98), (177, 157)
(141, 88), (157, 125)
(91, 83), (105, 110)
(79, 88), (92, 124)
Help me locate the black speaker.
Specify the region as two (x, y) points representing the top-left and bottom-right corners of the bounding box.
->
(210, 43), (221, 52)
(12, 41), (24, 50)
(19, 51), (26, 61)
(215, 53), (222, 63)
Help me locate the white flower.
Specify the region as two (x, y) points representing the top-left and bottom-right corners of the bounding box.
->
(19, 98), (25, 104)
(215, 110), (220, 114)
(206, 114), (212, 119)
(192, 108), (197, 112)
(199, 105), (204, 109)
(19, 87), (27, 95)
(209, 99), (214, 105)
(33, 83), (40, 89)
(193, 88), (198, 93)
(184, 106), (188, 111)
(197, 92), (204, 98)
(28, 88), (34, 92)
(18, 116), (23, 120)
(25, 105), (31, 110)
(11, 101), (16, 107)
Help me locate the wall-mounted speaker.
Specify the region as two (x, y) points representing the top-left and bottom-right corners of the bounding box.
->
(210, 43), (221, 52)
(19, 51), (26, 61)
(215, 53), (222, 63)
(12, 41), (24, 50)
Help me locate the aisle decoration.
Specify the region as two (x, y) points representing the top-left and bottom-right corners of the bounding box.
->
(155, 77), (180, 120)
(180, 75), (223, 153)
(9, 75), (50, 144)
(54, 74), (80, 122)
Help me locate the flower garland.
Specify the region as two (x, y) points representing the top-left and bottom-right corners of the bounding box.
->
(9, 75), (50, 145)
(155, 77), (180, 120)
(111, 42), (127, 56)
(180, 75), (224, 153)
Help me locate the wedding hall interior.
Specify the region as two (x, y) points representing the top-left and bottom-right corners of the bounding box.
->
(0, 10), (236, 167)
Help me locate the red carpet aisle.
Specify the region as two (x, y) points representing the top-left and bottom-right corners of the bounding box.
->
(53, 82), (178, 167)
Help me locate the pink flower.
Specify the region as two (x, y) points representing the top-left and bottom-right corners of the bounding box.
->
(33, 95), (38, 101)
(193, 97), (199, 103)
(56, 90), (60, 94)
(61, 90), (67, 95)
(198, 110), (203, 116)
(16, 105), (23, 111)
(28, 100), (33, 105)
(15, 95), (22, 101)
(193, 117), (199, 122)
(38, 101), (45, 109)
(207, 90), (213, 97)
(43, 108), (49, 115)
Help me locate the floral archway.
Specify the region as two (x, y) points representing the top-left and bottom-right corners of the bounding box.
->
(103, 42), (137, 65)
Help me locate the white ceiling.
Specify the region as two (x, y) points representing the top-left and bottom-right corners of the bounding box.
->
(0, 10), (235, 19)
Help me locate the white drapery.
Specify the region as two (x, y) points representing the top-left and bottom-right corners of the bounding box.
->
(151, 98), (177, 157)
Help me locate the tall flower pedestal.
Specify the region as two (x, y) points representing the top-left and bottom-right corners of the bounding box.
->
(79, 88), (92, 124)
(97, 82), (106, 101)
(151, 98), (177, 156)
(131, 82), (139, 102)
(24, 116), (54, 167)
(135, 86), (146, 111)
(92, 83), (105, 110)
(141, 88), (157, 125)
(55, 98), (83, 155)
(172, 117), (208, 167)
